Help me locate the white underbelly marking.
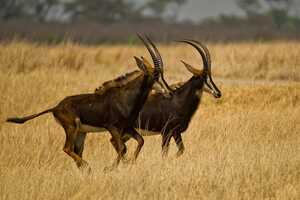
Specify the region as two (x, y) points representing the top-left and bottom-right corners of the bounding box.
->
(136, 129), (161, 136)
(78, 124), (161, 135)
(79, 124), (107, 133)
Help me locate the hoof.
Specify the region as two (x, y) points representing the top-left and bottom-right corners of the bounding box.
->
(78, 160), (91, 174)
(161, 153), (168, 159)
(176, 151), (184, 158)
(103, 165), (117, 173)
(130, 158), (137, 165)
(121, 157), (132, 164)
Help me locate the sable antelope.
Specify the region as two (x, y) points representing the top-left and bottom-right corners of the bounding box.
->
(110, 40), (222, 157)
(6, 35), (171, 171)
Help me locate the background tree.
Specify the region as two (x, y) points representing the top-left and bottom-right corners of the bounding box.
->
(53, 0), (187, 23)
(265, 0), (294, 28)
(0, 0), (64, 22)
(66, 0), (138, 22)
(236, 0), (298, 29)
(0, 0), (26, 20)
(144, 0), (186, 19)
(236, 0), (262, 17)
(0, 0), (186, 22)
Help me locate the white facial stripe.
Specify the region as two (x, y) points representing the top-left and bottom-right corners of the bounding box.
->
(203, 85), (214, 94)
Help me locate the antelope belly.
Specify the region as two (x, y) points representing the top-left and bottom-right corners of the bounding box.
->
(137, 129), (161, 136)
(79, 124), (106, 133)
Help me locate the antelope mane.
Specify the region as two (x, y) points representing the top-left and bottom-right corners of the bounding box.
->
(95, 70), (143, 95)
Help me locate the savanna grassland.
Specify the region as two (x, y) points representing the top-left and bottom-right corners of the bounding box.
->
(0, 41), (299, 200)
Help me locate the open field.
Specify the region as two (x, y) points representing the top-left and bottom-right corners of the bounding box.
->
(0, 42), (299, 199)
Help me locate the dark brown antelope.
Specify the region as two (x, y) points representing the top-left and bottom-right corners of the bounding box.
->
(6, 35), (171, 171)
(110, 40), (222, 158)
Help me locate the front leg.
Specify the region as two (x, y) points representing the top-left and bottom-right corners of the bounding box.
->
(161, 131), (172, 158)
(125, 128), (144, 163)
(106, 127), (127, 170)
(173, 132), (185, 157)
(110, 136), (131, 163)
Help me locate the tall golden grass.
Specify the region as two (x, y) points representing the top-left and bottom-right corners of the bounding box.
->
(0, 41), (299, 199)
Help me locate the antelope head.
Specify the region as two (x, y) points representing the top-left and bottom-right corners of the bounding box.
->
(135, 34), (173, 96)
(179, 40), (221, 98)
(94, 34), (172, 98)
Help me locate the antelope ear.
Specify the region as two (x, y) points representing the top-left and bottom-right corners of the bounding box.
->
(180, 60), (202, 76)
(134, 56), (147, 73)
(141, 56), (154, 73)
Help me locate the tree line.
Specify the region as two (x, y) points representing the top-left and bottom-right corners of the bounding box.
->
(0, 0), (299, 31)
(0, 0), (186, 22)
(236, 0), (300, 29)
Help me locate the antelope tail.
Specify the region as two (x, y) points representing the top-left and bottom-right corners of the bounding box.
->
(6, 108), (55, 124)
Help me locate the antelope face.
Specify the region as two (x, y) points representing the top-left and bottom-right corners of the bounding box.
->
(180, 61), (221, 99)
(134, 56), (171, 97)
(204, 75), (221, 98)
(179, 39), (222, 99)
(134, 56), (158, 80)
(136, 34), (173, 96)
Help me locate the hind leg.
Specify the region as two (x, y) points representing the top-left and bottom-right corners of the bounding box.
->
(58, 116), (89, 170)
(72, 118), (87, 158)
(74, 132), (87, 158)
(53, 108), (90, 172)
(63, 126), (89, 169)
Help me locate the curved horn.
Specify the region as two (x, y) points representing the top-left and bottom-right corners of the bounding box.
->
(145, 35), (163, 71)
(177, 40), (209, 75)
(137, 34), (159, 70)
(189, 40), (221, 97)
(189, 40), (211, 72)
(180, 60), (201, 75)
(145, 35), (174, 92)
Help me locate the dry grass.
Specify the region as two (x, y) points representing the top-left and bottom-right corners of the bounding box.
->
(0, 42), (299, 200)
(0, 41), (299, 81)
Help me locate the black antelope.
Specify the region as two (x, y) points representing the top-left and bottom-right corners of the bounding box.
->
(109, 40), (222, 157)
(6, 35), (171, 171)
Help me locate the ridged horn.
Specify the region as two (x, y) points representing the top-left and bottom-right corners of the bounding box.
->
(189, 40), (212, 72)
(177, 40), (208, 75)
(137, 34), (159, 71)
(180, 60), (202, 75)
(145, 35), (173, 92)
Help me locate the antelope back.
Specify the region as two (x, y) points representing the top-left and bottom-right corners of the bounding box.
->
(95, 70), (143, 95)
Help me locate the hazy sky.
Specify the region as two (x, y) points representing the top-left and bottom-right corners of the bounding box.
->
(177, 0), (244, 22)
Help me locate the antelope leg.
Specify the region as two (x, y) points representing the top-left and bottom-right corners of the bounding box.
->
(125, 128), (144, 163)
(173, 132), (185, 157)
(106, 127), (127, 169)
(161, 131), (172, 158)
